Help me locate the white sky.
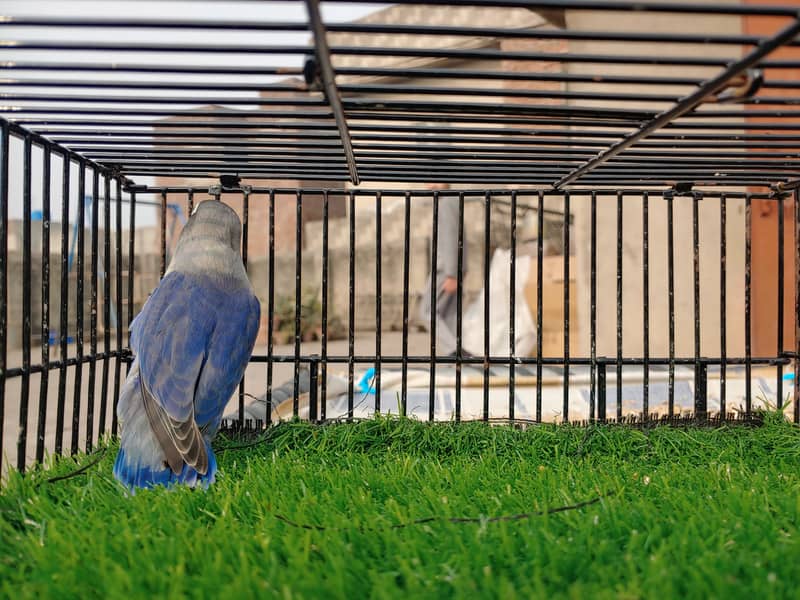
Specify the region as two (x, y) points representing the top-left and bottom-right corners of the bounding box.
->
(3, 1), (389, 226)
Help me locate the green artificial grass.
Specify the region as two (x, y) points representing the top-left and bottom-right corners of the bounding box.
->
(2, 415), (800, 599)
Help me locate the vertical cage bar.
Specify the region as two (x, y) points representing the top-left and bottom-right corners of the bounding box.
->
(536, 191), (544, 422)
(590, 191), (597, 421)
(666, 192), (675, 416)
(720, 194), (727, 419)
(266, 190), (275, 425)
(309, 357), (318, 422)
(401, 191), (410, 416)
(320, 191), (329, 420)
(483, 191), (491, 422)
(598, 362), (607, 423)
(35, 143), (51, 464)
(239, 190), (249, 423)
(126, 190), (136, 375)
(777, 192), (785, 409)
(187, 190), (194, 216)
(55, 152), (70, 454)
(99, 174), (111, 436)
(112, 178), (122, 436)
(509, 191), (517, 421)
(616, 191), (623, 421)
(745, 194), (752, 416)
(18, 134), (32, 472)
(71, 160), (86, 455)
(159, 189), (167, 279)
(698, 362), (708, 417)
(794, 189), (799, 424)
(293, 191), (302, 418)
(642, 191), (649, 419)
(86, 169), (99, 453)
(693, 193), (705, 417)
(455, 191), (465, 423)
(429, 191), (439, 422)
(0, 123), (7, 465)
(375, 191), (382, 413)
(348, 191), (355, 419)
(562, 192), (570, 423)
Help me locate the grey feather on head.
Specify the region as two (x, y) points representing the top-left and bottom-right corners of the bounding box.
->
(177, 200), (242, 254)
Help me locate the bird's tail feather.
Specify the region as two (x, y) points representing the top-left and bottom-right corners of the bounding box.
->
(114, 361), (218, 492)
(113, 441), (217, 493)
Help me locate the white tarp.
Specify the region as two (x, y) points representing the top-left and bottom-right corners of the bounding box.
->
(461, 248), (536, 357)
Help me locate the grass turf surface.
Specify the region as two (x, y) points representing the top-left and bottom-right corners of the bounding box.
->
(1, 416), (799, 599)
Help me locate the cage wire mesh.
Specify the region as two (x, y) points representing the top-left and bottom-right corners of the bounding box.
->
(1, 0), (799, 473)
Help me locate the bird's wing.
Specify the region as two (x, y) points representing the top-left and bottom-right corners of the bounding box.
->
(193, 291), (260, 433)
(131, 272), (216, 475)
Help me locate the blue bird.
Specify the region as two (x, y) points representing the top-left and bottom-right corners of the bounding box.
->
(113, 200), (260, 492)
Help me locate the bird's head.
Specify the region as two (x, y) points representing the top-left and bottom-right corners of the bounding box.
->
(179, 200), (242, 254)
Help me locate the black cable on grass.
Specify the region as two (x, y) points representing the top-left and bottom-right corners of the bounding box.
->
(274, 490), (614, 532)
(44, 448), (107, 484)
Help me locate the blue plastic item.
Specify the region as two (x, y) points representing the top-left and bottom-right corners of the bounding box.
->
(356, 367), (376, 394)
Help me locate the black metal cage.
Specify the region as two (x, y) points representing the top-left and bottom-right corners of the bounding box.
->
(1, 0), (800, 474)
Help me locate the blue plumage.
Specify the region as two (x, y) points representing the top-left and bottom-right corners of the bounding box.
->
(113, 201), (260, 492)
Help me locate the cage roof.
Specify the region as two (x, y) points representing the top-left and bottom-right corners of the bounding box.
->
(2, 0), (800, 190)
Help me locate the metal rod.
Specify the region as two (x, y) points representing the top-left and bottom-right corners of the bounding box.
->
(71, 160), (86, 455)
(266, 190), (275, 426)
(429, 191), (439, 421)
(536, 191), (544, 422)
(745, 194), (753, 416)
(309, 357), (318, 423)
(18, 134), (32, 472)
(375, 191), (382, 413)
(598, 365), (607, 423)
(553, 16), (800, 188)
(456, 191), (465, 423)
(55, 150), (70, 454)
(342, 1), (800, 17)
(98, 174), (111, 436)
(590, 191), (597, 422)
(693, 193), (705, 417)
(239, 190), (249, 423)
(112, 177), (123, 436)
(401, 191), (411, 414)
(509, 191), (517, 421)
(562, 192), (570, 423)
(5, 16), (796, 43)
(159, 190), (167, 279)
(126, 186), (777, 200)
(0, 122), (7, 467)
(616, 191), (623, 420)
(777, 190), (785, 409)
(8, 351), (788, 373)
(642, 191), (649, 419)
(720, 194), (727, 419)
(794, 189), (800, 423)
(304, 0), (360, 185)
(293, 191), (302, 418)
(320, 191), (329, 420)
(666, 191), (675, 416)
(126, 190), (136, 375)
(483, 192), (491, 422)
(348, 191), (355, 419)
(35, 143), (51, 464)
(86, 168), (99, 453)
